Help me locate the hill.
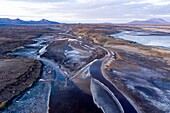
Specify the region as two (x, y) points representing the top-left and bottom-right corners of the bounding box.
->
(128, 18), (169, 24)
(0, 18), (59, 24)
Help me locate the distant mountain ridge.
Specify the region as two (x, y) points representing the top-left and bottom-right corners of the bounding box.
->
(0, 18), (59, 24)
(128, 18), (170, 24)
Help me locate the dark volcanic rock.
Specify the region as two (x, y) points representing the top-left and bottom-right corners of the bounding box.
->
(0, 38), (35, 59)
(42, 40), (69, 64)
(107, 49), (170, 113)
(42, 39), (106, 75)
(0, 58), (42, 109)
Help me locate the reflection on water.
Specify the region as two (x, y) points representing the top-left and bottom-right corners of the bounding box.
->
(111, 31), (170, 48)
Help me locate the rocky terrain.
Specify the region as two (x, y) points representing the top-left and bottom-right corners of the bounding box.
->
(0, 24), (170, 113)
(0, 26), (50, 109)
(73, 24), (170, 113)
(0, 58), (41, 109)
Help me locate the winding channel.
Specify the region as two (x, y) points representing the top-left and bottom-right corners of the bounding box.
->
(90, 60), (137, 113)
(3, 34), (138, 113)
(3, 36), (103, 113)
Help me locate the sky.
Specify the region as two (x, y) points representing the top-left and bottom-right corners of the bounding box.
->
(0, 0), (170, 23)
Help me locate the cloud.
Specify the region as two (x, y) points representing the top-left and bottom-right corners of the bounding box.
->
(0, 0), (170, 23)
(8, 0), (73, 3)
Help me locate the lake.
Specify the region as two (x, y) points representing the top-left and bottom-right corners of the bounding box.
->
(111, 31), (170, 48)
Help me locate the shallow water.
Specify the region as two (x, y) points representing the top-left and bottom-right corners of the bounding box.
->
(90, 60), (137, 113)
(111, 31), (170, 48)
